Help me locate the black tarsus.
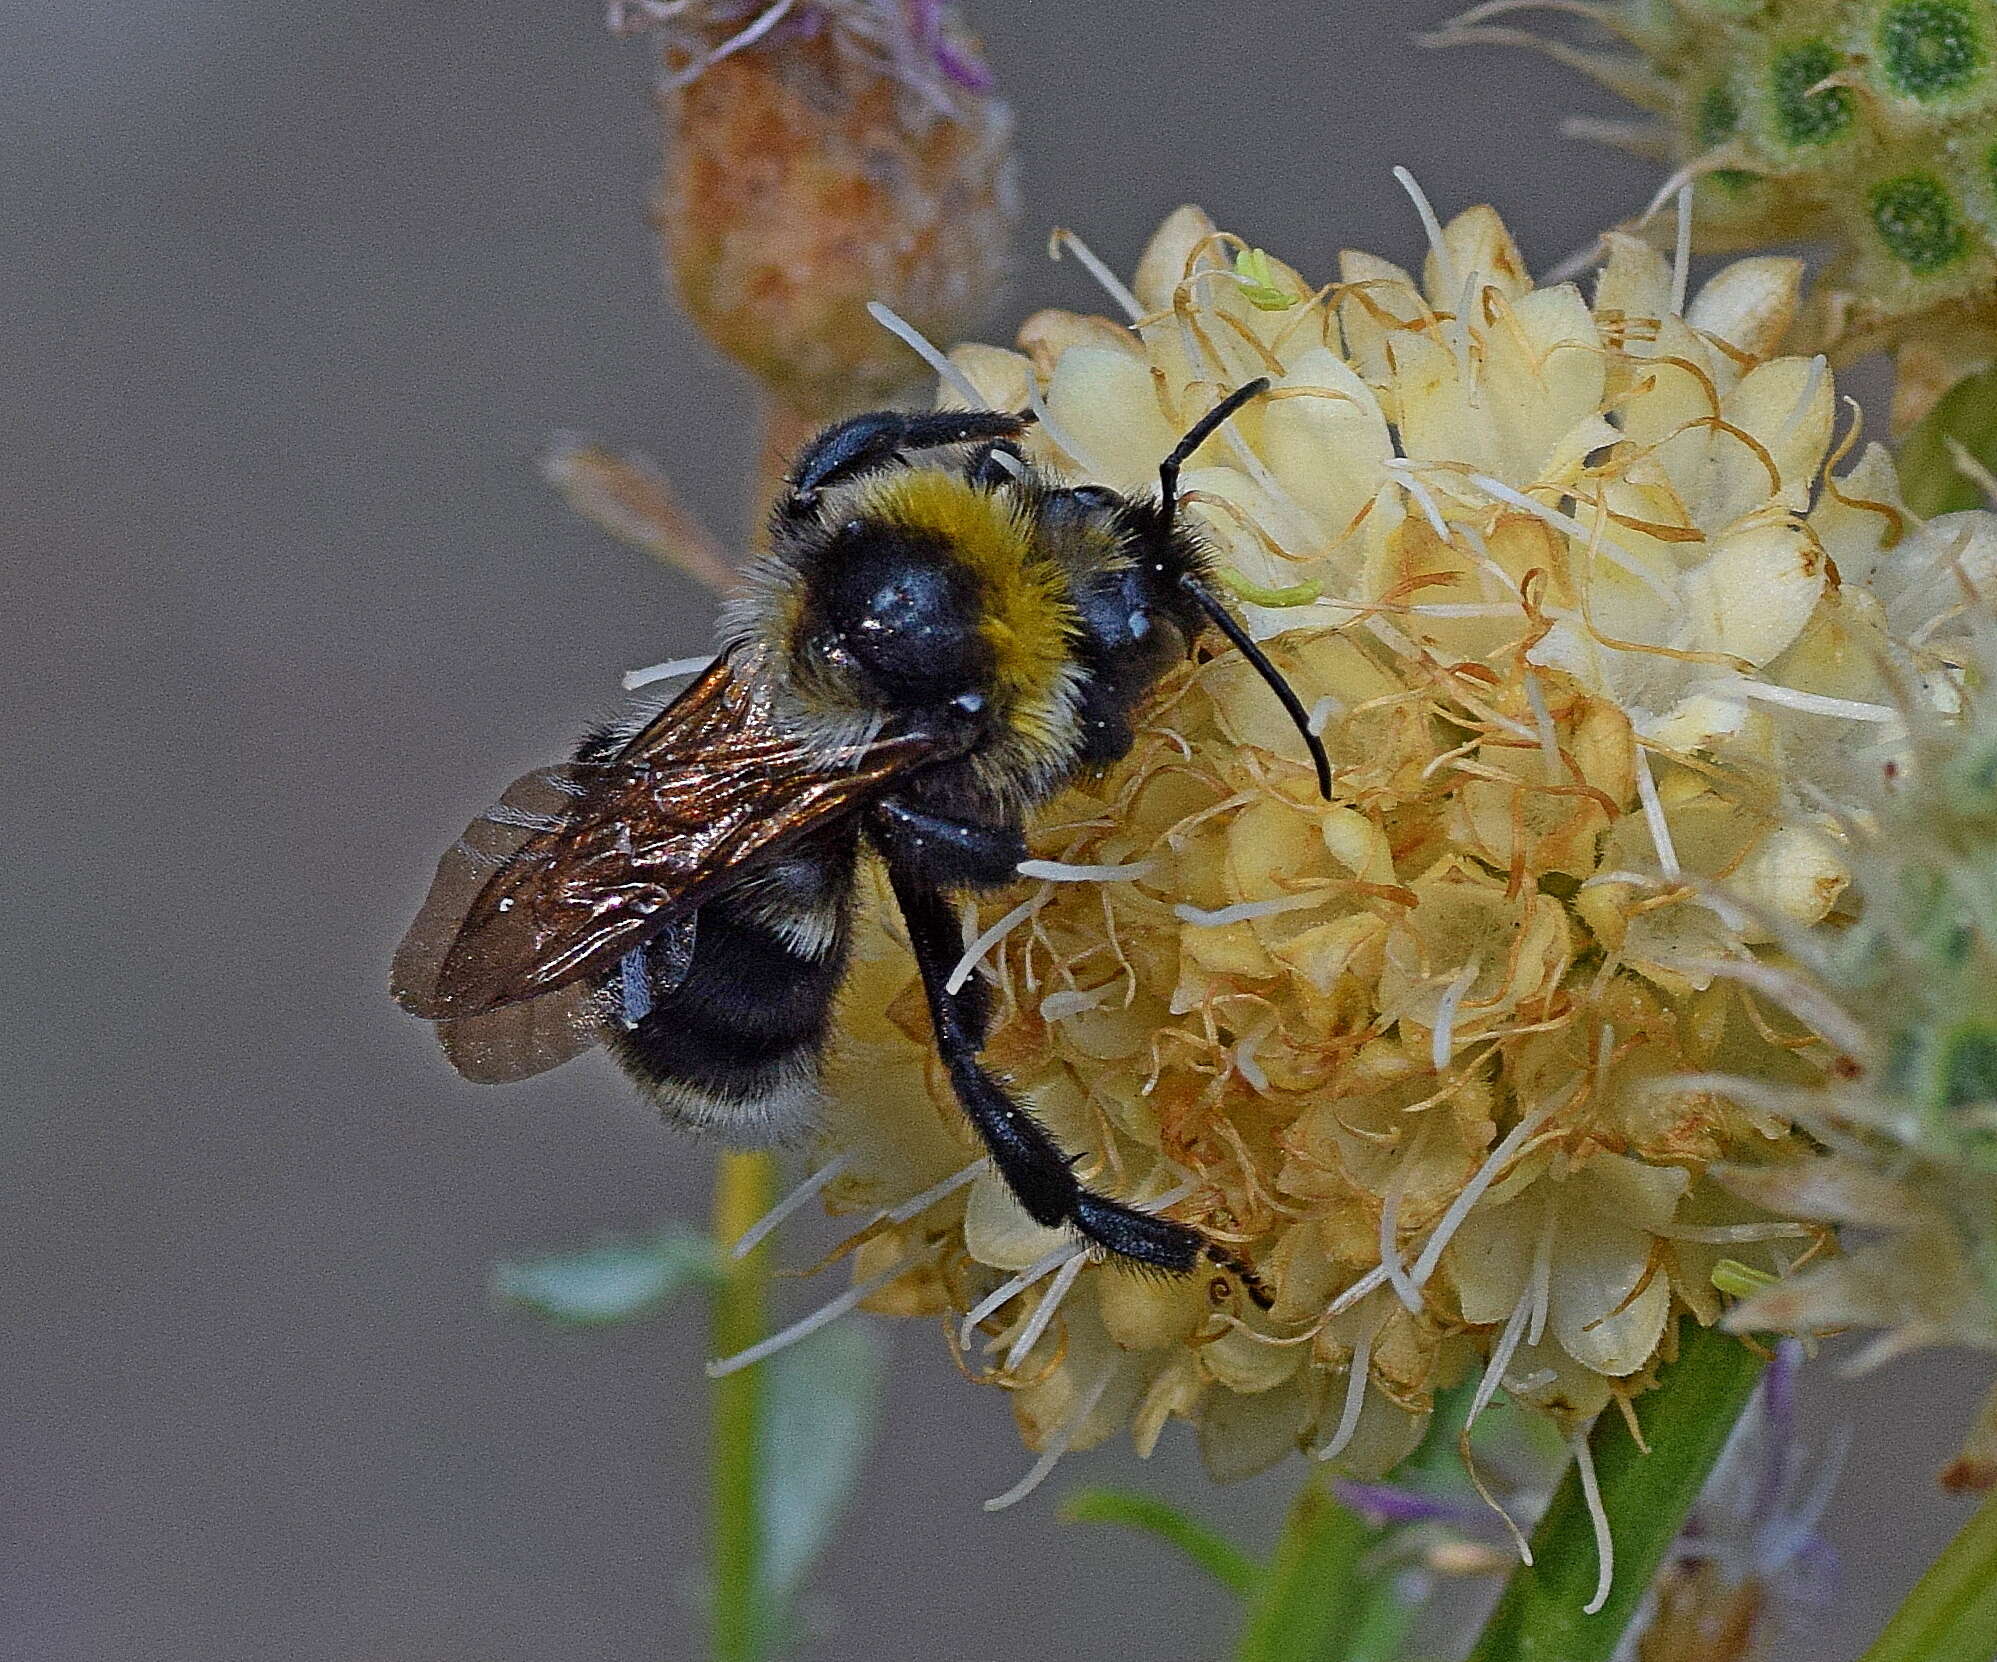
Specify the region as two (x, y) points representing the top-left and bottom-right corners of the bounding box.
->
(1153, 378), (1335, 803)
(884, 859), (1270, 1306)
(1179, 574), (1335, 801)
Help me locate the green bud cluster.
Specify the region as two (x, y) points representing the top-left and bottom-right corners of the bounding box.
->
(1457, 0), (1997, 364)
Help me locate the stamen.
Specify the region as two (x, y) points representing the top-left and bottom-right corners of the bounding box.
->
(1174, 892), (1328, 928)
(959, 1241), (1081, 1349)
(1327, 1262), (1390, 1317)
(622, 654), (712, 691)
(730, 1153), (854, 1260)
(1004, 1250), (1090, 1370)
(947, 892), (1049, 996)
(882, 1159), (985, 1226)
(1392, 166), (1458, 308)
(1633, 744), (1680, 879)
(1527, 1185), (1557, 1345)
(1382, 1124), (1430, 1314)
(1048, 228), (1143, 323)
(1409, 1095), (1561, 1289)
(1573, 1428), (1616, 1614)
(866, 300), (988, 408)
(706, 1247), (925, 1378)
(1469, 1291), (1535, 1430)
(1463, 473), (1678, 604)
(1017, 858), (1158, 883)
(1314, 1300), (1383, 1462)
(1524, 671), (1562, 783)
(1694, 680), (1899, 723)
(983, 1359), (1116, 1512)
(1669, 185), (1693, 317)
(1432, 960), (1482, 1073)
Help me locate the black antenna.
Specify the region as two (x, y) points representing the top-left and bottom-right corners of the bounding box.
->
(1155, 378), (1333, 801)
(1179, 575), (1334, 800)
(1157, 377), (1270, 530)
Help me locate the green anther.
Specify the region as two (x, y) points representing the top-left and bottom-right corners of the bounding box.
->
(1214, 566), (1323, 608)
(1233, 247), (1295, 312)
(1768, 40), (1856, 146)
(1877, 0), (1988, 101)
(1870, 172), (1971, 273)
(1712, 1259), (1780, 1298)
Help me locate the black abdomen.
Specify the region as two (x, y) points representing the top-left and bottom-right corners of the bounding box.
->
(607, 828), (858, 1146)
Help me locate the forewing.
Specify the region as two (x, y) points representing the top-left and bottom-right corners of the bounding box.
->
(392, 654), (938, 1025)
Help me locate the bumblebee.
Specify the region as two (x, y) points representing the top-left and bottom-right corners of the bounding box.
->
(392, 380), (1329, 1287)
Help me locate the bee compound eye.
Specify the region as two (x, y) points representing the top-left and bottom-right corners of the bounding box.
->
(1127, 609), (1152, 640)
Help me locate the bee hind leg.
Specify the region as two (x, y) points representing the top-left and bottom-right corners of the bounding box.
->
(885, 863), (1266, 1301)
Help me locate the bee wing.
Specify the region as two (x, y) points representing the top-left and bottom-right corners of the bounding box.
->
(391, 653), (940, 1027)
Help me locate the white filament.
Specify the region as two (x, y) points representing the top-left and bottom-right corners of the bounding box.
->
(1633, 744), (1681, 879)
(1048, 228), (1143, 322)
(1017, 858), (1157, 883)
(1462, 474), (1677, 605)
(1174, 892), (1327, 928)
(1696, 680), (1900, 723)
(959, 1242), (1081, 1350)
(729, 1153), (853, 1261)
(1469, 1291), (1536, 1432)
(1393, 166), (1458, 315)
(1409, 1096), (1559, 1289)
(866, 301), (987, 408)
(1524, 671), (1561, 782)
(622, 655), (711, 691)
(1574, 1428), (1616, 1614)
(946, 892), (1048, 996)
(1381, 1126), (1429, 1314)
(1004, 1250), (1091, 1371)
(1432, 960), (1482, 1073)
(983, 1360), (1115, 1512)
(882, 1159), (985, 1226)
(1314, 1302), (1382, 1462)
(706, 1249), (923, 1378)
(1669, 185), (1693, 317)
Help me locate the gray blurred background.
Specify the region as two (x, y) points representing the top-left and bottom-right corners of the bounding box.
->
(6, 3), (1986, 1658)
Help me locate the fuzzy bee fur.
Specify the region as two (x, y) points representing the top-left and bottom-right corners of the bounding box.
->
(392, 382), (1328, 1288)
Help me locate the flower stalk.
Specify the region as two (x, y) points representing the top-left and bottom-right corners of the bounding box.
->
(1465, 1322), (1767, 1662)
(710, 1149), (779, 1662)
(1857, 1489), (1997, 1662)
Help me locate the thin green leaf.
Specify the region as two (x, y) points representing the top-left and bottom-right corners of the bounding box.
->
(1464, 1321), (1767, 1662)
(491, 1225), (719, 1327)
(1060, 1488), (1261, 1598)
(756, 1318), (886, 1612)
(1899, 366), (1997, 518)
(1857, 1487), (1997, 1662)
(1235, 1484), (1374, 1662)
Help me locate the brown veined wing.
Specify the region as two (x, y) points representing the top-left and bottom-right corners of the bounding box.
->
(390, 652), (941, 1081)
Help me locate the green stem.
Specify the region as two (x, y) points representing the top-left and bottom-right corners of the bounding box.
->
(1235, 1480), (1373, 1662)
(1464, 1321), (1767, 1662)
(1857, 1488), (1997, 1662)
(710, 1151), (777, 1662)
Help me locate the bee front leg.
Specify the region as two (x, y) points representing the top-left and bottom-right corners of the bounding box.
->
(885, 861), (1249, 1290)
(780, 409), (1033, 520)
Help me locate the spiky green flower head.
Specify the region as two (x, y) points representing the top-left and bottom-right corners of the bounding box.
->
(1719, 529), (1997, 1380)
(1431, 0), (1997, 415)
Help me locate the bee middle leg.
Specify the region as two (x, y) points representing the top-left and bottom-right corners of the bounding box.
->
(883, 860), (1219, 1281)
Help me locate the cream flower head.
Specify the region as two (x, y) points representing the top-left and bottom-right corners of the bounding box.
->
(759, 194), (1955, 1503)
